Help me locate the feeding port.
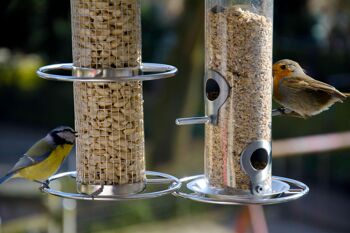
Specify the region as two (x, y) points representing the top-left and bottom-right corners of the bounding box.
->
(175, 0), (308, 205)
(36, 0), (180, 200)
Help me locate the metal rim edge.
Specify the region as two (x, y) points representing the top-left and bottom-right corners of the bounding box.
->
(41, 171), (181, 201)
(173, 175), (309, 205)
(36, 63), (177, 82)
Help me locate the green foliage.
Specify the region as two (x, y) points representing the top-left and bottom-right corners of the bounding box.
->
(0, 49), (43, 91)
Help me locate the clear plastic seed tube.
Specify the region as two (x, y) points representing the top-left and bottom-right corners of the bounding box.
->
(204, 0), (273, 191)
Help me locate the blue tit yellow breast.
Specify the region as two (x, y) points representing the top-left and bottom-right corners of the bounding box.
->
(18, 144), (73, 181)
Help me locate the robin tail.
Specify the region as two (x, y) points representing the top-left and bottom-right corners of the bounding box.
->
(343, 92), (350, 97)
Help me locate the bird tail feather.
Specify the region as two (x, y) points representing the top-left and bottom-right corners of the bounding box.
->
(343, 92), (350, 97)
(0, 171), (16, 184)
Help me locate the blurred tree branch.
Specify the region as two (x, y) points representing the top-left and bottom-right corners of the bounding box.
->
(150, 0), (204, 166)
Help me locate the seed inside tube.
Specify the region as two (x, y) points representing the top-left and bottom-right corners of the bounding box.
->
(72, 0), (145, 187)
(205, 5), (272, 191)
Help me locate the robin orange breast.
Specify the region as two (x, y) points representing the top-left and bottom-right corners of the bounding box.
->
(273, 59), (349, 118)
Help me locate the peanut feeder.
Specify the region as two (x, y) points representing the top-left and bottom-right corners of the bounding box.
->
(72, 0), (145, 194)
(37, 0), (180, 200)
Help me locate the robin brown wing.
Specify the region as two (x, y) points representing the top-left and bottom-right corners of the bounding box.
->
(280, 75), (346, 101)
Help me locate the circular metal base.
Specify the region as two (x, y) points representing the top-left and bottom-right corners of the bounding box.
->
(174, 175), (308, 205)
(37, 63), (177, 82)
(77, 181), (146, 196)
(41, 171), (181, 201)
(187, 177), (290, 199)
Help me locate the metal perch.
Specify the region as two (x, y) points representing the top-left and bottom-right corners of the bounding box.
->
(272, 107), (302, 118)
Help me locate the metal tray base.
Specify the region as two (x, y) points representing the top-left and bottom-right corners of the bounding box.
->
(174, 175), (308, 205)
(186, 177), (290, 199)
(41, 171), (181, 201)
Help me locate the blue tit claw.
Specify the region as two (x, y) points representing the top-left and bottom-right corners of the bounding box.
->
(43, 179), (50, 188)
(37, 180), (50, 192)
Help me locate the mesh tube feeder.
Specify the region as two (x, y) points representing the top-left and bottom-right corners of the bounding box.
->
(175, 0), (308, 205)
(37, 0), (180, 201)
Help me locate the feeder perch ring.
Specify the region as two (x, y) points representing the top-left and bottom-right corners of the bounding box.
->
(173, 175), (309, 205)
(41, 171), (181, 201)
(37, 63), (177, 82)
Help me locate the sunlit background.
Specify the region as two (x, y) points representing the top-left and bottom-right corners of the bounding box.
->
(1, 0), (350, 232)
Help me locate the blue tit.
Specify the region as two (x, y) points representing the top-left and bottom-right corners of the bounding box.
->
(0, 126), (76, 185)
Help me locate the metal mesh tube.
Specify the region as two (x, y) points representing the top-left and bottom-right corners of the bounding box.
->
(71, 0), (145, 189)
(204, 1), (273, 191)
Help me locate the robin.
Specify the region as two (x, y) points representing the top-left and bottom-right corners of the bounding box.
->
(273, 59), (350, 118)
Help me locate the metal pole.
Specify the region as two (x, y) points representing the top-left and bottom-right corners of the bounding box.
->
(63, 199), (77, 233)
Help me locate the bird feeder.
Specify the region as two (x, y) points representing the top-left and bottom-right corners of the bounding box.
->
(37, 0), (180, 200)
(175, 0), (308, 205)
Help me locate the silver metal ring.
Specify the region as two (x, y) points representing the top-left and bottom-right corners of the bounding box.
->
(36, 63), (177, 82)
(41, 171), (181, 201)
(173, 175), (308, 205)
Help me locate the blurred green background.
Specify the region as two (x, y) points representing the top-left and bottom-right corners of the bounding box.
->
(1, 0), (350, 232)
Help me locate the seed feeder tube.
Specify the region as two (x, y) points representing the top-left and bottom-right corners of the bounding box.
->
(175, 0), (308, 205)
(37, 0), (180, 200)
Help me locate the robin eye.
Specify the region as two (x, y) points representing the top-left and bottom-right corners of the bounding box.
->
(280, 65), (286, 70)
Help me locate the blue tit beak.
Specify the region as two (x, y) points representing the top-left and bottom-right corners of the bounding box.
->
(74, 131), (78, 137)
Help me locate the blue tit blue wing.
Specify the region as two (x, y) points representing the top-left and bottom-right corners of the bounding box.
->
(8, 138), (56, 174)
(0, 151), (52, 184)
(8, 150), (53, 174)
(0, 171), (16, 184)
(25, 137), (56, 158)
